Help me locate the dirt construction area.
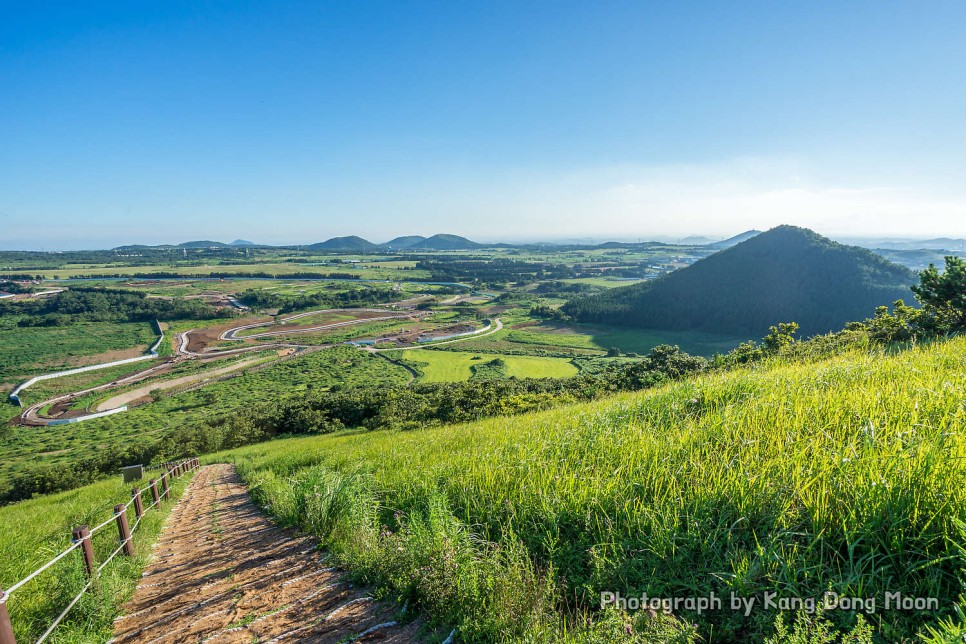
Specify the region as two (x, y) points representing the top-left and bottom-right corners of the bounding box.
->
(113, 464), (420, 643)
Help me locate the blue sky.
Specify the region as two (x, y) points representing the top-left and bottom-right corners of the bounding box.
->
(2, 1), (965, 249)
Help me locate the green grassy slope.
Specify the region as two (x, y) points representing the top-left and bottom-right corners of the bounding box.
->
(220, 336), (966, 642)
(0, 467), (194, 642)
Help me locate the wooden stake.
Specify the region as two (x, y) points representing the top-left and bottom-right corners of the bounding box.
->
(71, 526), (95, 578)
(132, 487), (144, 519)
(149, 479), (160, 506)
(0, 588), (16, 644)
(114, 505), (135, 557)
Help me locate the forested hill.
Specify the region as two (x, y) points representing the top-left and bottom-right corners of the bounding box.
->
(562, 225), (917, 337)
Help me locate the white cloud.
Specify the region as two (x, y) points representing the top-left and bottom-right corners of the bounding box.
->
(454, 158), (966, 241)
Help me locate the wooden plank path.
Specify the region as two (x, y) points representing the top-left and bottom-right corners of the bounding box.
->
(112, 464), (419, 643)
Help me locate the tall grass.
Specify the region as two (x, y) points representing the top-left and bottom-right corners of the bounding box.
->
(0, 469), (194, 642)
(220, 337), (966, 642)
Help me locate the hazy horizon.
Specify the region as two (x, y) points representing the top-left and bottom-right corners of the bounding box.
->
(3, 2), (965, 249)
(6, 226), (966, 253)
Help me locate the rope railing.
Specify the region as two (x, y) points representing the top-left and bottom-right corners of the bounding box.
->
(0, 458), (201, 644)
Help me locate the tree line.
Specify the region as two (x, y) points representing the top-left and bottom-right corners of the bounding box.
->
(2, 286), (232, 326)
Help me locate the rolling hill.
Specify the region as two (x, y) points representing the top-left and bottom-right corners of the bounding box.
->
(707, 229), (761, 248)
(305, 236), (379, 252)
(178, 240), (232, 249)
(381, 235), (427, 249)
(406, 234), (481, 250)
(563, 225), (917, 337)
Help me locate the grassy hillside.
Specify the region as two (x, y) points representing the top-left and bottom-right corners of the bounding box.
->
(220, 336), (966, 642)
(0, 467), (194, 642)
(564, 226), (916, 337)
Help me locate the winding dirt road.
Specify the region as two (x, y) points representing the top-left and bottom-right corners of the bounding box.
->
(113, 464), (419, 643)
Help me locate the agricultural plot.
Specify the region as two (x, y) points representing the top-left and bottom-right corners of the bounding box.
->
(578, 324), (747, 356)
(400, 349), (578, 382)
(0, 318), (156, 388)
(233, 309), (391, 337)
(437, 317), (746, 358)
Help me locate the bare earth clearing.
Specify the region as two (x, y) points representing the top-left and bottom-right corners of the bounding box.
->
(113, 464), (419, 643)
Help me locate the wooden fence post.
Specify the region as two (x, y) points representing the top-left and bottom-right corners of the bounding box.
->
(71, 526), (95, 579)
(0, 587), (16, 644)
(114, 505), (135, 557)
(132, 487), (144, 519)
(150, 479), (160, 506)
(161, 475), (170, 501)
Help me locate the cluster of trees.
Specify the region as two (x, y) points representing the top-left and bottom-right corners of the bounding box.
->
(0, 280), (32, 294)
(3, 287), (231, 325)
(415, 258), (578, 285)
(533, 281), (606, 297)
(712, 256), (966, 365)
(64, 270), (360, 280)
(563, 226), (917, 337)
(0, 247), (276, 271)
(237, 286), (400, 313)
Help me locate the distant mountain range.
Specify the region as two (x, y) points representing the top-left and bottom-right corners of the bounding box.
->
(707, 230), (762, 249)
(562, 226), (917, 338)
(846, 237), (966, 252)
(108, 229), (959, 260)
(302, 233), (481, 252)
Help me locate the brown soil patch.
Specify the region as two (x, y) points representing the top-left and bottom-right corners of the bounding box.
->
(113, 465), (419, 643)
(185, 317), (273, 352)
(127, 394), (154, 408)
(237, 311), (411, 338)
(43, 346), (148, 370)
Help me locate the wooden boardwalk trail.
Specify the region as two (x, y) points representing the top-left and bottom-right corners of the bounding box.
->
(112, 464), (419, 643)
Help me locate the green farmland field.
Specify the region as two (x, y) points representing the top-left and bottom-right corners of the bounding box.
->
(400, 349), (578, 382)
